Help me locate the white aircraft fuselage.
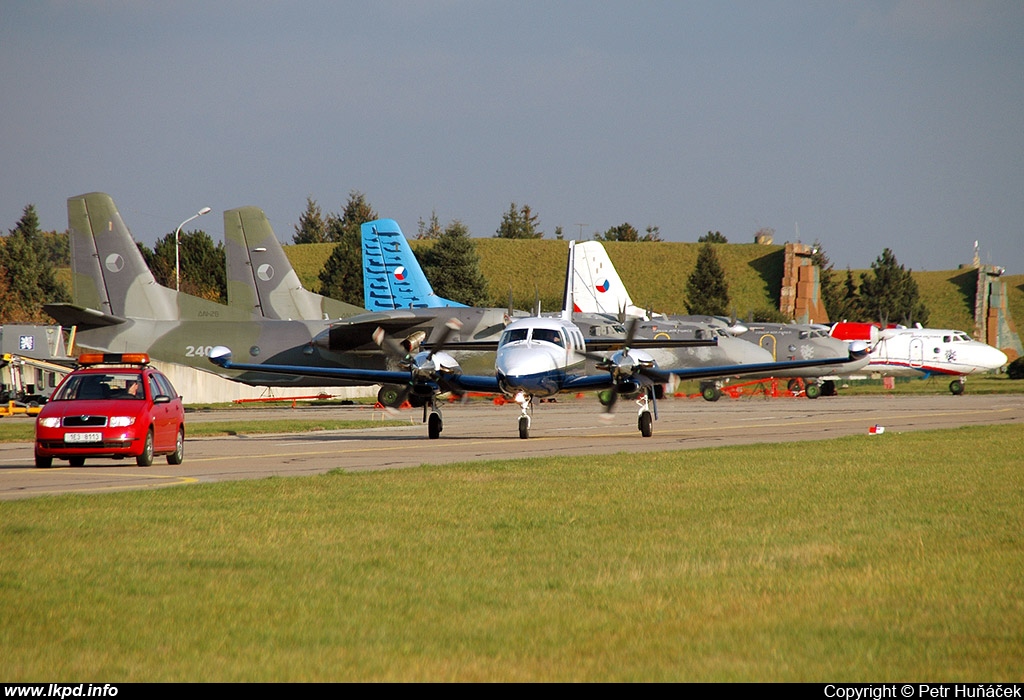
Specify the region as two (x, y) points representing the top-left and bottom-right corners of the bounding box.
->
(831, 322), (1007, 377)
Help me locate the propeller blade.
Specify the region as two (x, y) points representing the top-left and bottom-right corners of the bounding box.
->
(372, 326), (411, 361)
(426, 318), (463, 359)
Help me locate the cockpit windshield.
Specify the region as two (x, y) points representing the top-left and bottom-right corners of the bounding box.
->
(499, 328), (529, 347)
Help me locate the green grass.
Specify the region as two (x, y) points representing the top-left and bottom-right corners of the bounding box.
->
(1, 424), (1021, 681)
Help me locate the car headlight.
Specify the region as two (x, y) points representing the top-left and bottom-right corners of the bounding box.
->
(108, 416), (136, 428)
(38, 417), (61, 428)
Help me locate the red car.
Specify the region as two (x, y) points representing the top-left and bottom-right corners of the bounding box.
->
(34, 353), (185, 468)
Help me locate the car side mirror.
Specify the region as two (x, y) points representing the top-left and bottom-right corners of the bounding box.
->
(154, 395), (171, 404)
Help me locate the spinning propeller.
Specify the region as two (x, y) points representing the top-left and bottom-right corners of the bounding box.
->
(581, 318), (657, 415)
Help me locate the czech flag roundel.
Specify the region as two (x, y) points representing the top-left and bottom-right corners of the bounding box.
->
(596, 279), (611, 293)
(394, 266), (406, 281)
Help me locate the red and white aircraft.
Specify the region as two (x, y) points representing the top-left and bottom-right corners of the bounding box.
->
(830, 322), (1007, 394)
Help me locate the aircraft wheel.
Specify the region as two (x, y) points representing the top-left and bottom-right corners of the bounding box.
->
(35, 454), (52, 469)
(805, 383), (822, 399)
(639, 411), (653, 438)
(428, 412), (442, 439)
(378, 385), (408, 408)
(518, 415), (530, 440)
(167, 427), (184, 465)
(137, 429), (154, 467)
(701, 385), (721, 402)
(69, 457), (86, 467)
(821, 380), (837, 396)
(949, 379), (964, 395)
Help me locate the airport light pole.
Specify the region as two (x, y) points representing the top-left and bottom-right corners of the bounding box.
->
(175, 206), (212, 291)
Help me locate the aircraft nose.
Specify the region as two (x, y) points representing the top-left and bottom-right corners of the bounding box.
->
(984, 345), (1009, 370)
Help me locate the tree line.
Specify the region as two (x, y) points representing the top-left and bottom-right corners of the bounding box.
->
(1, 198), (928, 328)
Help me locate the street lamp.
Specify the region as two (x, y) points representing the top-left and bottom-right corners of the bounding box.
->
(175, 206), (212, 291)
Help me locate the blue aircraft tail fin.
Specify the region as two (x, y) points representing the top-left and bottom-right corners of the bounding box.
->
(360, 219), (467, 311)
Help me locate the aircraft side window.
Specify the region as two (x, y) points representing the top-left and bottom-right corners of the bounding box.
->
(943, 335), (951, 343)
(532, 329), (562, 346)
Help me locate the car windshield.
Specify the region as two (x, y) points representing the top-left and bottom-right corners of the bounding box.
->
(54, 372), (145, 401)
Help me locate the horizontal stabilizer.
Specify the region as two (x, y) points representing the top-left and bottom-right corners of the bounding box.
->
(43, 303), (128, 330)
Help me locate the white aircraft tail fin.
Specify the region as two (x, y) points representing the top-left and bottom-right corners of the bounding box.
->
(572, 241), (649, 319)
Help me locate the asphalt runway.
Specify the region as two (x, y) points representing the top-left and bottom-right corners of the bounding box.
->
(1, 393), (1021, 501)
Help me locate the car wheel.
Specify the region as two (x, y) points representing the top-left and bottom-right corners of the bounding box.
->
(69, 457), (86, 467)
(35, 454), (52, 469)
(137, 429), (154, 467)
(167, 427), (184, 465)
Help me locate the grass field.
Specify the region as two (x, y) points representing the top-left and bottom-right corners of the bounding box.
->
(1, 423), (1021, 682)
(283, 239), (1024, 334)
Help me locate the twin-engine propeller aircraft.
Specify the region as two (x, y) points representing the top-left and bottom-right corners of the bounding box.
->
(210, 311), (868, 440)
(830, 322), (1007, 394)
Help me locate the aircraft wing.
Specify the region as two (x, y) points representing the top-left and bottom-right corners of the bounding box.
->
(642, 349), (868, 384)
(208, 347), (502, 394)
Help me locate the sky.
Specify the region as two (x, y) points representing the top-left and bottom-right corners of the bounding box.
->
(3, 1), (1022, 275)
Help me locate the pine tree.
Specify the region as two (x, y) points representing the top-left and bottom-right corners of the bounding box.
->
(420, 220), (489, 305)
(317, 234), (362, 305)
(0, 204), (69, 323)
(150, 229), (227, 302)
(684, 242), (730, 315)
(326, 191), (377, 243)
(292, 197), (327, 244)
(317, 191), (378, 305)
(495, 202), (543, 239)
(858, 248), (929, 326)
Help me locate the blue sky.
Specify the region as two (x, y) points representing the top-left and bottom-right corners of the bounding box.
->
(3, 1), (1022, 274)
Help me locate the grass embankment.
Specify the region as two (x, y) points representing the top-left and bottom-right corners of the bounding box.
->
(285, 241), (1024, 333)
(1, 424), (1021, 681)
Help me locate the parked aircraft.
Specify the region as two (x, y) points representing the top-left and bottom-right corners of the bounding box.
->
(362, 218), (467, 311)
(356, 222), (783, 395)
(44, 193), (514, 391)
(209, 241), (869, 438)
(570, 240), (868, 398)
(830, 322), (1008, 394)
(223, 205), (363, 321)
(210, 312), (867, 439)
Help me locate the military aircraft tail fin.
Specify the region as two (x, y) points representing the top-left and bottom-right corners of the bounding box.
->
(361, 219), (468, 311)
(67, 192), (180, 321)
(572, 241), (648, 320)
(223, 206), (363, 321)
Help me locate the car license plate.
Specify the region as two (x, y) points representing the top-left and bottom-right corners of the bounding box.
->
(64, 432), (102, 443)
